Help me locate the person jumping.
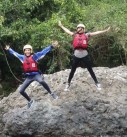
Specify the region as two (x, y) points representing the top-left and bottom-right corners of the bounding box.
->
(5, 41), (59, 108)
(58, 21), (110, 91)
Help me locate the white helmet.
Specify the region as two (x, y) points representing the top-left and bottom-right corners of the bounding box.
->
(77, 24), (85, 29)
(23, 44), (33, 52)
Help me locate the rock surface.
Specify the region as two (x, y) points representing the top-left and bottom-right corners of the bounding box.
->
(0, 66), (127, 137)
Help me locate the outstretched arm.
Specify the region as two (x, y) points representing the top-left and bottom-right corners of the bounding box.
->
(33, 41), (59, 61)
(89, 27), (110, 36)
(58, 21), (74, 36)
(5, 45), (24, 63)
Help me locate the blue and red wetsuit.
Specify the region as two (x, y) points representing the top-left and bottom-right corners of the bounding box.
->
(8, 45), (53, 102)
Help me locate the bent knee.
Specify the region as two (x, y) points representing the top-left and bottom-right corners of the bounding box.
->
(39, 80), (45, 84)
(19, 88), (25, 94)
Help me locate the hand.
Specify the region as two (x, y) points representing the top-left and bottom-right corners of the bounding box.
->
(5, 45), (10, 50)
(106, 27), (111, 32)
(52, 40), (59, 48)
(58, 21), (63, 27)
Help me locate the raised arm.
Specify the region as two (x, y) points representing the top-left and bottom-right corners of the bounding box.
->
(33, 40), (59, 61)
(58, 21), (74, 36)
(5, 45), (24, 63)
(89, 27), (110, 36)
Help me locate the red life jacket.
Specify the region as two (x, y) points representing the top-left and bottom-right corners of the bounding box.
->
(73, 33), (88, 49)
(23, 56), (38, 73)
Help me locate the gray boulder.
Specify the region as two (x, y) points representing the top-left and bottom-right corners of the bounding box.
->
(0, 66), (127, 137)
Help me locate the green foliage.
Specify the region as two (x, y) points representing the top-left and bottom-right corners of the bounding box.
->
(0, 0), (127, 85)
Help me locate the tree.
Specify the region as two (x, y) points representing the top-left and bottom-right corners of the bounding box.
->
(0, 0), (127, 82)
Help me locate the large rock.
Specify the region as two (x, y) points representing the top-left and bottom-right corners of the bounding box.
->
(0, 66), (127, 137)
